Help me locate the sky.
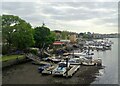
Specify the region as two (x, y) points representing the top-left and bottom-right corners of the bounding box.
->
(2, 0), (119, 34)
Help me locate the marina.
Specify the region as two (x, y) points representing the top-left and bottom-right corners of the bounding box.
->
(1, 2), (118, 85)
(2, 38), (118, 85)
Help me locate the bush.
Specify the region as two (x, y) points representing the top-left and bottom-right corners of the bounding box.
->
(29, 49), (38, 55)
(2, 45), (8, 55)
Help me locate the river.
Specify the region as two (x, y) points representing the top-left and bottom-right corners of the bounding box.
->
(91, 38), (118, 84)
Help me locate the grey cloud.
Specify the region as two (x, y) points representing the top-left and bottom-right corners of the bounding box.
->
(61, 2), (117, 9)
(2, 2), (118, 33)
(41, 6), (65, 15)
(2, 2), (36, 16)
(36, 2), (117, 22)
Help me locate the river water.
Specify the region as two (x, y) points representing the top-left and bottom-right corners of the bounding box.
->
(91, 38), (118, 84)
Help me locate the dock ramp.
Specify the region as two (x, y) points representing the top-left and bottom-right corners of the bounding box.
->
(44, 51), (51, 56)
(26, 53), (50, 64)
(63, 65), (80, 77)
(26, 53), (41, 63)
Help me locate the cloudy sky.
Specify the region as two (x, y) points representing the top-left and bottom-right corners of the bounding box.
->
(2, 1), (118, 34)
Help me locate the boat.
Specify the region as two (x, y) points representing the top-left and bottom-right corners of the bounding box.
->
(82, 62), (95, 66)
(46, 56), (61, 63)
(42, 65), (55, 74)
(38, 63), (52, 73)
(85, 55), (93, 59)
(80, 57), (95, 66)
(52, 62), (70, 76)
(68, 58), (81, 65)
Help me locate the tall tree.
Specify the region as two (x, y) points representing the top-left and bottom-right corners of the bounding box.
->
(34, 25), (51, 49)
(12, 22), (34, 50)
(2, 15), (34, 54)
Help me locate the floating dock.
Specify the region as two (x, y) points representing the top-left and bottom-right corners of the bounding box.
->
(63, 65), (80, 77)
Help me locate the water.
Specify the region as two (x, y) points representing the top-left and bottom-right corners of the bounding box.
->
(91, 38), (118, 84)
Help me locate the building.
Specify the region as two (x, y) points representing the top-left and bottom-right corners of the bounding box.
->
(69, 33), (78, 43)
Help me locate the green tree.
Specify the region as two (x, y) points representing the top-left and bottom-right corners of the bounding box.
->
(34, 25), (51, 48)
(61, 31), (70, 40)
(34, 25), (56, 58)
(34, 25), (56, 49)
(12, 22), (34, 50)
(2, 15), (34, 54)
(46, 31), (56, 45)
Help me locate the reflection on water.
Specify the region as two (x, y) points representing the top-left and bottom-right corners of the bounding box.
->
(91, 38), (118, 84)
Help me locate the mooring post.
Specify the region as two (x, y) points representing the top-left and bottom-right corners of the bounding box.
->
(66, 57), (69, 77)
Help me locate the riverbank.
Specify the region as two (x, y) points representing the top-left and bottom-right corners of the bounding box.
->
(1, 55), (30, 68)
(2, 62), (103, 85)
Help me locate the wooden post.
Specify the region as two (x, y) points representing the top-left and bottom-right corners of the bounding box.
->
(66, 57), (69, 77)
(73, 49), (74, 58)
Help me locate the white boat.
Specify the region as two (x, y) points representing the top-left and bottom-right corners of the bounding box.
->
(85, 55), (93, 59)
(96, 46), (104, 50)
(68, 58), (81, 65)
(105, 43), (111, 47)
(52, 62), (70, 76)
(72, 50), (87, 56)
(82, 62), (95, 66)
(42, 65), (55, 74)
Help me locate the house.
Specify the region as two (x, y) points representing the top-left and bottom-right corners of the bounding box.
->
(69, 33), (78, 43)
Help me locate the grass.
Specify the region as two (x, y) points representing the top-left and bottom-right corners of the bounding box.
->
(0, 55), (25, 62)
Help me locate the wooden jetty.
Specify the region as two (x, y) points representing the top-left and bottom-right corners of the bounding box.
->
(63, 65), (80, 77)
(25, 53), (49, 64)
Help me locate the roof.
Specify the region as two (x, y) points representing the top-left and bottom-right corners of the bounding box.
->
(53, 41), (64, 45)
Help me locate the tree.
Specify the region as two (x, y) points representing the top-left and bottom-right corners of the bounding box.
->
(61, 31), (70, 40)
(34, 25), (51, 49)
(2, 15), (34, 54)
(12, 22), (34, 50)
(46, 31), (56, 46)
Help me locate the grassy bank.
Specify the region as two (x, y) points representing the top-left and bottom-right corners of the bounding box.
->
(0, 55), (25, 62)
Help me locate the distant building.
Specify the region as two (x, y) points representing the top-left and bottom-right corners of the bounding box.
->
(69, 33), (78, 43)
(93, 33), (118, 39)
(93, 33), (103, 39)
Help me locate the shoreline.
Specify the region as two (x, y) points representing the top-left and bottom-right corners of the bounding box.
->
(2, 62), (103, 85)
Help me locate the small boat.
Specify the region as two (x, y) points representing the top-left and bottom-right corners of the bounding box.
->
(52, 62), (70, 76)
(38, 63), (52, 73)
(68, 58), (81, 65)
(71, 50), (87, 56)
(85, 55), (93, 59)
(80, 57), (95, 66)
(42, 65), (55, 74)
(96, 46), (103, 50)
(46, 56), (61, 63)
(105, 43), (111, 47)
(82, 62), (95, 66)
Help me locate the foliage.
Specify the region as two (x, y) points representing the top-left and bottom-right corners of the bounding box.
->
(34, 25), (55, 48)
(82, 32), (93, 40)
(61, 31), (70, 39)
(2, 15), (34, 54)
(46, 31), (56, 45)
(29, 49), (38, 55)
(12, 22), (34, 50)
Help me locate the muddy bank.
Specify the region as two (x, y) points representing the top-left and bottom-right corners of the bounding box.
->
(2, 62), (103, 85)
(2, 57), (30, 68)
